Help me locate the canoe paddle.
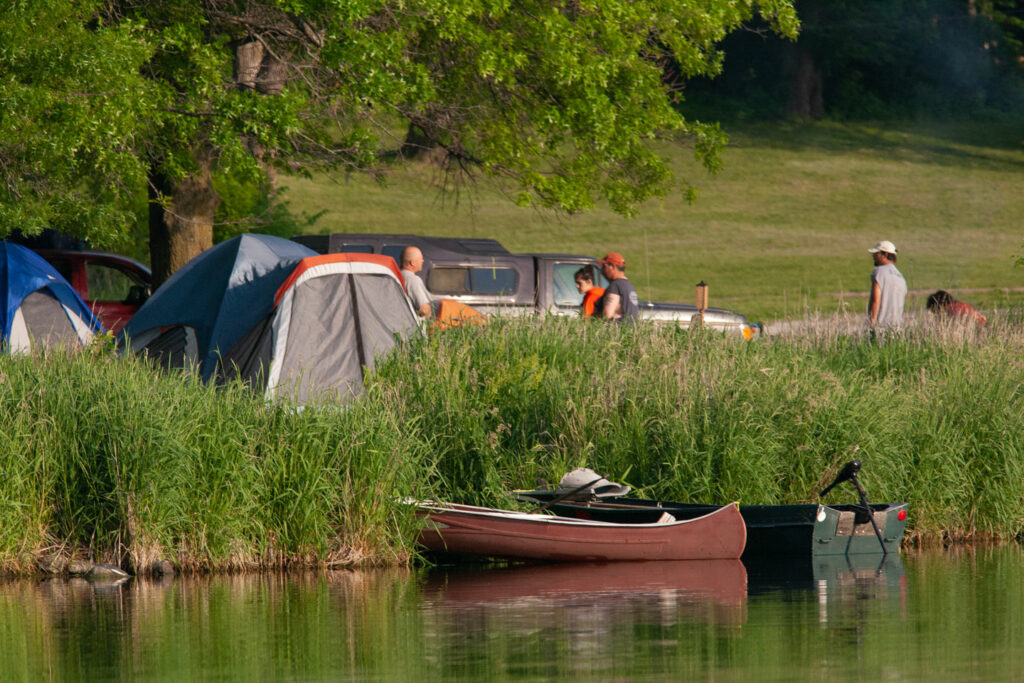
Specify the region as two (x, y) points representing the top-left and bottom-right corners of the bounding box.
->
(820, 459), (887, 555)
(528, 477), (605, 514)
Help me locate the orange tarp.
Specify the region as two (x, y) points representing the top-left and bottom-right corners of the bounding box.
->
(431, 299), (486, 332)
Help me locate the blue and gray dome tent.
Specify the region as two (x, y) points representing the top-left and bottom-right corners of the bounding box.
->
(1, 241), (103, 352)
(123, 233), (420, 403)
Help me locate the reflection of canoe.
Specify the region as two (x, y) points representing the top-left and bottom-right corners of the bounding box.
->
(424, 560), (747, 612)
(513, 494), (907, 558)
(414, 501), (746, 561)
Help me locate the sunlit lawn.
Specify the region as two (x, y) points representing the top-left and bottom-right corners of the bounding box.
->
(280, 119), (1024, 323)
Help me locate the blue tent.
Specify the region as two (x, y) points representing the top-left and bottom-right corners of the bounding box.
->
(123, 234), (318, 379)
(1, 241), (103, 351)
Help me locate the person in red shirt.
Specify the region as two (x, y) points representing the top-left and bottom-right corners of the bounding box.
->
(926, 290), (987, 325)
(574, 266), (605, 318)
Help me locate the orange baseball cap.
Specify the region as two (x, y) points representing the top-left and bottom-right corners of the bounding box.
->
(596, 252), (626, 267)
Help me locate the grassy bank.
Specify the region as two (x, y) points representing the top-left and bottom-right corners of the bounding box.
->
(0, 349), (431, 575)
(2, 315), (1022, 575)
(281, 119), (1024, 322)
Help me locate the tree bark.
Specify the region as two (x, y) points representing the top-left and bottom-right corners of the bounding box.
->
(148, 163), (220, 286)
(235, 41), (263, 90)
(400, 123), (446, 164)
(784, 44), (825, 120)
(256, 55), (288, 95)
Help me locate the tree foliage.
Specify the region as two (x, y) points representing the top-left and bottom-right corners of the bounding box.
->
(0, 1), (153, 248)
(1, 0), (797, 274)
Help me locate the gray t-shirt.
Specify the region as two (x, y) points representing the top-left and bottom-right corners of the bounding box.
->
(871, 263), (907, 329)
(402, 269), (432, 310)
(605, 277), (640, 319)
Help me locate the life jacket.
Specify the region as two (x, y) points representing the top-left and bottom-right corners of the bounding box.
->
(582, 287), (606, 318)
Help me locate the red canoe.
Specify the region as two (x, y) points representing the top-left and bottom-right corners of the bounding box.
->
(415, 501), (746, 562)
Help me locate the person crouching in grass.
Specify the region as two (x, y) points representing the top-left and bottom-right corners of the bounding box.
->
(926, 290), (987, 325)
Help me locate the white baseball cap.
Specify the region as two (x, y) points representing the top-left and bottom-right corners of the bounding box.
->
(868, 240), (898, 254)
(557, 468), (631, 498)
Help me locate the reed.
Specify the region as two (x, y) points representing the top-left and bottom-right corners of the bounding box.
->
(0, 349), (429, 575)
(1, 313), (1021, 574)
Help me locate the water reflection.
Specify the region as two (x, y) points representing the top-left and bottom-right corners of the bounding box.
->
(747, 553), (905, 592)
(419, 560), (748, 678)
(745, 553), (907, 629)
(424, 559), (745, 612)
(1, 548), (1022, 680)
(1, 571), (422, 680)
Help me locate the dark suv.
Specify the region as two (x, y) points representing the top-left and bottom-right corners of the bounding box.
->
(35, 250), (152, 333)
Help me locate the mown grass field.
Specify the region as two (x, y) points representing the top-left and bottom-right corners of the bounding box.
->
(281, 120), (1024, 324)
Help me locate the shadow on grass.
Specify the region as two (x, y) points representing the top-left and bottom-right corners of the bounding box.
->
(720, 119), (1024, 172)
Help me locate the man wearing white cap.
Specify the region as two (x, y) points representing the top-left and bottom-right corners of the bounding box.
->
(867, 240), (907, 333)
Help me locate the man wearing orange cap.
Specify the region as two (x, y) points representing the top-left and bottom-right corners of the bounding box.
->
(596, 252), (639, 320)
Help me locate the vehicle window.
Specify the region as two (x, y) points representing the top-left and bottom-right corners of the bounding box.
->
(86, 263), (138, 302)
(382, 245), (405, 263)
(340, 244), (374, 254)
(553, 264), (586, 307)
(428, 267), (469, 294)
(427, 267), (517, 295)
(470, 267), (516, 294)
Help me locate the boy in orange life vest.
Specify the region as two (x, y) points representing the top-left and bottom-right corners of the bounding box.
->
(574, 266), (605, 318)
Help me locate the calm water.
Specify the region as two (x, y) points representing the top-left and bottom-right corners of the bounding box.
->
(2, 547), (1022, 681)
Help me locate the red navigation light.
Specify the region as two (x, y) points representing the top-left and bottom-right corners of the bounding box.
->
(898, 510), (907, 521)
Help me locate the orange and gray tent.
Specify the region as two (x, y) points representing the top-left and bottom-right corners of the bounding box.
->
(1, 241), (103, 352)
(123, 234), (420, 403)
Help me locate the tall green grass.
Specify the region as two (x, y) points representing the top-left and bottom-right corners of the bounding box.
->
(0, 349), (430, 575)
(1, 314), (1022, 574)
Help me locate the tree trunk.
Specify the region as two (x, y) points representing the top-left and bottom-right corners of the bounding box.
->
(235, 41), (263, 90)
(784, 44), (825, 120)
(400, 123), (446, 164)
(148, 163), (220, 286)
(256, 55), (288, 95)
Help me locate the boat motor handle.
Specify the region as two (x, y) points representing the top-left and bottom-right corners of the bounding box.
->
(820, 460), (862, 497)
